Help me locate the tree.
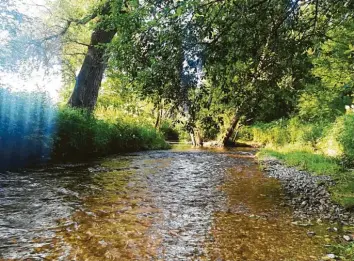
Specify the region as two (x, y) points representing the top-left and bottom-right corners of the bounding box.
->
(0, 0), (59, 73)
(188, 0), (354, 145)
(102, 0), (354, 145)
(62, 1), (134, 110)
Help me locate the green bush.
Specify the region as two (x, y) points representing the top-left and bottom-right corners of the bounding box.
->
(240, 118), (330, 149)
(297, 84), (346, 122)
(339, 113), (354, 164)
(52, 107), (169, 160)
(159, 122), (179, 141)
(300, 123), (327, 148)
(317, 113), (354, 164)
(239, 120), (290, 147)
(238, 126), (254, 141)
(287, 117), (305, 143)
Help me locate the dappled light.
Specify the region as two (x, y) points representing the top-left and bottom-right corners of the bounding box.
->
(1, 0), (354, 260)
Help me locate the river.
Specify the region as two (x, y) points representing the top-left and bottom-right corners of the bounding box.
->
(0, 146), (334, 260)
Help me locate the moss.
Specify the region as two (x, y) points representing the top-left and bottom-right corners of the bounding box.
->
(101, 159), (131, 169)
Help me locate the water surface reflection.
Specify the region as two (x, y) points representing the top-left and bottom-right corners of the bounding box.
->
(0, 147), (334, 260)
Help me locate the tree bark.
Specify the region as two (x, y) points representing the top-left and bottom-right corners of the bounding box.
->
(189, 128), (203, 146)
(190, 131), (196, 146)
(220, 113), (239, 146)
(195, 129), (203, 146)
(68, 28), (116, 110)
(154, 109), (161, 129)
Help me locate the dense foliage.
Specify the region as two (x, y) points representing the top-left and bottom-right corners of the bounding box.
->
(1, 0), (353, 163)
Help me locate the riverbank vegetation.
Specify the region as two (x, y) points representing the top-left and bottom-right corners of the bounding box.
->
(1, 1), (353, 166)
(238, 105), (354, 209)
(0, 1), (354, 259)
(0, 88), (168, 169)
(53, 107), (169, 160)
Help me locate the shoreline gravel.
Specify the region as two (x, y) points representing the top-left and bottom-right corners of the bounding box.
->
(260, 158), (354, 225)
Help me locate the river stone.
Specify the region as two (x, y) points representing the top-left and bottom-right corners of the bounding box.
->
(322, 253), (336, 260)
(343, 235), (352, 241)
(307, 231), (316, 237)
(260, 159), (354, 225)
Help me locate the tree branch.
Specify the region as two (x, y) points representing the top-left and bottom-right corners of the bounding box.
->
(63, 39), (91, 47)
(314, 0), (319, 28)
(41, 1), (111, 42)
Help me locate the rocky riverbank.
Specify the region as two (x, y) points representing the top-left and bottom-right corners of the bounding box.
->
(260, 158), (354, 225)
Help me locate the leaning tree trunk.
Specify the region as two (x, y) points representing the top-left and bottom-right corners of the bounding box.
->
(68, 28), (116, 111)
(190, 131), (196, 146)
(189, 128), (203, 147)
(219, 113), (240, 146)
(194, 129), (203, 146)
(154, 109), (161, 129)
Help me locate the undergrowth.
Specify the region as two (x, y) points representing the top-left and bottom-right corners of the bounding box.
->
(53, 107), (169, 160)
(250, 122), (354, 260)
(240, 114), (354, 209)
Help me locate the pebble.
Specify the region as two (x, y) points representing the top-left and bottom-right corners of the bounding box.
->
(323, 253), (336, 260)
(261, 159), (354, 224)
(327, 227), (338, 233)
(307, 231), (316, 237)
(343, 235), (352, 241)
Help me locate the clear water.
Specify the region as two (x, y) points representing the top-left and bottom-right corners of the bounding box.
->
(0, 147), (336, 260)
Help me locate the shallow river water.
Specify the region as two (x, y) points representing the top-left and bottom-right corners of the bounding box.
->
(0, 146), (336, 260)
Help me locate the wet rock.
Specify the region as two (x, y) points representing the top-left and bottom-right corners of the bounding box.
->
(343, 235), (353, 242)
(307, 231), (316, 237)
(327, 227), (338, 233)
(322, 253), (336, 260)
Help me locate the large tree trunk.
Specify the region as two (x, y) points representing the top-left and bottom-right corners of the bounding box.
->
(195, 129), (203, 146)
(219, 113), (240, 146)
(68, 28), (116, 110)
(154, 109), (161, 129)
(190, 128), (203, 147)
(190, 131), (196, 146)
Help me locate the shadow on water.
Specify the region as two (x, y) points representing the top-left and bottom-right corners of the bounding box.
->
(0, 146), (339, 260)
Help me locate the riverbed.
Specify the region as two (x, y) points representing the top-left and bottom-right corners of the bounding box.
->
(0, 146), (337, 260)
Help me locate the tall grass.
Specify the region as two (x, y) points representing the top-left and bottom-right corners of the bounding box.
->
(239, 113), (354, 164)
(240, 113), (354, 208)
(53, 107), (169, 160)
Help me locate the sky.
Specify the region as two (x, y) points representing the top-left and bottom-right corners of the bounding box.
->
(0, 0), (63, 102)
